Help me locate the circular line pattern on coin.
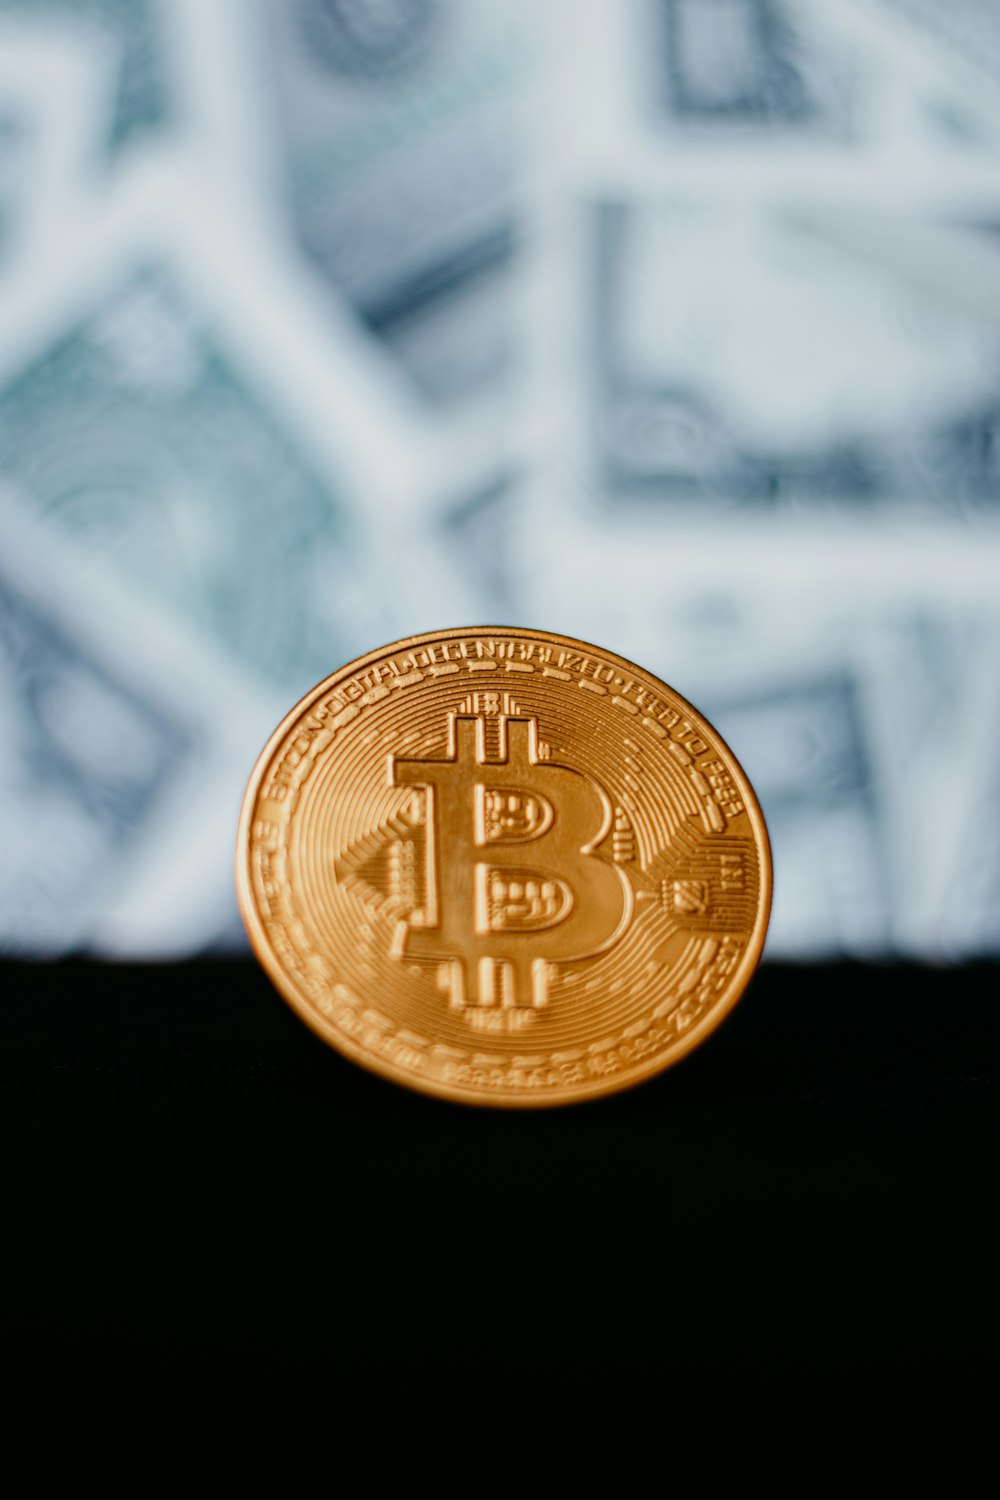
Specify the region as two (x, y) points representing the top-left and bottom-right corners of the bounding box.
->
(237, 628), (772, 1107)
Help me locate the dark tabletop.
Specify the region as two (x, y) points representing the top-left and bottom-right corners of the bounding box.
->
(2, 959), (996, 1378)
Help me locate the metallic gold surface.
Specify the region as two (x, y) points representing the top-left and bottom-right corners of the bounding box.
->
(236, 628), (772, 1106)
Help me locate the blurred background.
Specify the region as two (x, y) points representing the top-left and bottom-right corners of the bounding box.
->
(2, 0), (998, 965)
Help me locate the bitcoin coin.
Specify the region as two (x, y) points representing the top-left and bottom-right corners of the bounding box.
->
(236, 628), (771, 1106)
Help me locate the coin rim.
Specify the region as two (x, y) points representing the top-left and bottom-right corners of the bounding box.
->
(236, 626), (773, 1108)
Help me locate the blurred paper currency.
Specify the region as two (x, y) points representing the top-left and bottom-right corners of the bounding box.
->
(0, 501), (191, 953)
(0, 0), (998, 959)
(0, 491), (282, 956)
(586, 197), (1000, 517)
(0, 165), (444, 694)
(263, 0), (532, 421)
(0, 0), (169, 156)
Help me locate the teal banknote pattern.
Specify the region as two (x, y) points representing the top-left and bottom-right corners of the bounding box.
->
(0, 0), (997, 958)
(263, 0), (532, 407)
(0, 543), (191, 952)
(0, 260), (357, 688)
(0, 0), (169, 152)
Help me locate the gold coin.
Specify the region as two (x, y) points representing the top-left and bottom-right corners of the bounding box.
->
(236, 628), (771, 1107)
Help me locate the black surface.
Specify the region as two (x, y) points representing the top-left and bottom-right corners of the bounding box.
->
(2, 959), (996, 1376)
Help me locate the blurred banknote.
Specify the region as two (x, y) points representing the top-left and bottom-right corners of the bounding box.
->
(614, 0), (1000, 157)
(0, 27), (110, 264)
(262, 0), (532, 409)
(0, 0), (998, 966)
(0, 0), (169, 155)
(0, 491), (286, 957)
(0, 169), (435, 703)
(0, 97), (25, 263)
(0, 263), (354, 687)
(898, 612), (1000, 957)
(0, 556), (187, 954)
(646, 0), (857, 135)
(879, 0), (1000, 84)
(0, 497), (186, 953)
(585, 198), (1000, 517)
(704, 663), (893, 957)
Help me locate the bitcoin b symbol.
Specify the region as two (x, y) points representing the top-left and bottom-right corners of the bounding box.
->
(391, 713), (632, 1014)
